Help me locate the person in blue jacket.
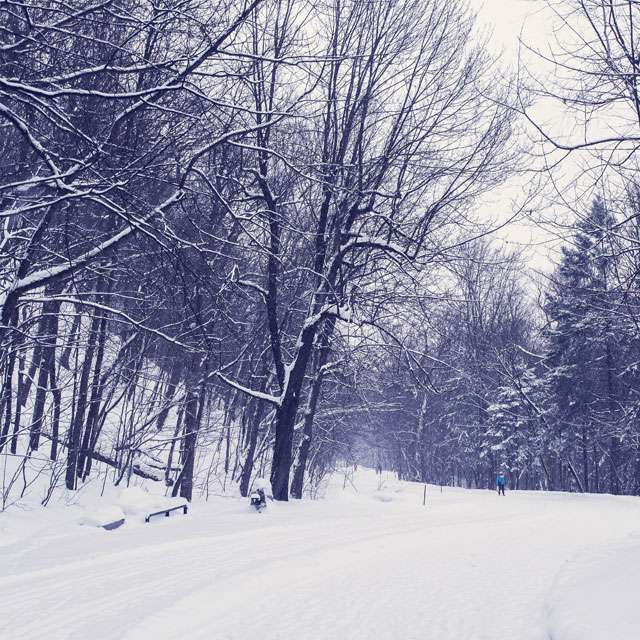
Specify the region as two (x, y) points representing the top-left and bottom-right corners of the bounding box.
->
(496, 472), (506, 496)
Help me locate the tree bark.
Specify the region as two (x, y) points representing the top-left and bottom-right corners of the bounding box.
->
(290, 324), (333, 499)
(239, 399), (267, 497)
(28, 294), (62, 451)
(10, 353), (26, 454)
(49, 363), (61, 461)
(172, 371), (207, 502)
(155, 363), (182, 432)
(0, 346), (16, 453)
(78, 312), (108, 479)
(270, 323), (317, 500)
(581, 423), (589, 493)
(65, 310), (101, 490)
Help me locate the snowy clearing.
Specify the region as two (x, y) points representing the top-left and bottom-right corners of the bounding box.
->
(1, 469), (639, 640)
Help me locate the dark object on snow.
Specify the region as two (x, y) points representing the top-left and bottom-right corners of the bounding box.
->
(250, 488), (267, 512)
(496, 473), (506, 496)
(145, 504), (188, 523)
(102, 518), (125, 531)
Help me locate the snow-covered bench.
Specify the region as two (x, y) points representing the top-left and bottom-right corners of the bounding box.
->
(144, 503), (188, 523)
(78, 505), (126, 531)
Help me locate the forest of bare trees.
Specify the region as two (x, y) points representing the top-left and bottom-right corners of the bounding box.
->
(2, 0), (640, 510)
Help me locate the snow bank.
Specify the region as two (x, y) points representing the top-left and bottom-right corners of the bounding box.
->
(72, 484), (187, 529)
(78, 504), (125, 529)
(76, 484), (186, 528)
(370, 480), (407, 503)
(117, 486), (185, 517)
(547, 538), (640, 640)
(372, 490), (395, 502)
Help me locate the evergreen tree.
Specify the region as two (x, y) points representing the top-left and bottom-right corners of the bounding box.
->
(544, 197), (625, 493)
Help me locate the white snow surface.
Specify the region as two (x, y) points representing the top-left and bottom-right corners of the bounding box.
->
(1, 469), (639, 640)
(546, 537), (640, 640)
(77, 504), (125, 529)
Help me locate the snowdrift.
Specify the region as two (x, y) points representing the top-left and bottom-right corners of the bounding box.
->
(547, 538), (640, 640)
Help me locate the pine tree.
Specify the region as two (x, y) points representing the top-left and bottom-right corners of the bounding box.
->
(544, 197), (624, 493)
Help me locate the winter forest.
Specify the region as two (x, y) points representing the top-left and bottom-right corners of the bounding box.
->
(4, 1), (640, 638)
(3, 0), (640, 508)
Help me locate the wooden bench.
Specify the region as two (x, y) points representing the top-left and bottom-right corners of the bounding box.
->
(145, 504), (188, 523)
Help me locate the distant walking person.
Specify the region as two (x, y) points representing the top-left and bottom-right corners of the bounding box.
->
(496, 472), (506, 496)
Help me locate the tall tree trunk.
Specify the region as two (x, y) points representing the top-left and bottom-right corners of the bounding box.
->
(49, 363), (61, 461)
(173, 371), (207, 502)
(65, 310), (101, 490)
(581, 423), (589, 493)
(155, 362), (182, 432)
(166, 403), (185, 487)
(633, 445), (640, 496)
(28, 294), (62, 451)
(0, 347), (16, 452)
(290, 324), (333, 499)
(59, 312), (81, 371)
(289, 385), (320, 499)
(20, 343), (41, 409)
(270, 323), (317, 501)
(10, 353), (26, 454)
(78, 313), (108, 479)
(239, 399), (267, 497)
(416, 395), (429, 482)
(605, 340), (620, 495)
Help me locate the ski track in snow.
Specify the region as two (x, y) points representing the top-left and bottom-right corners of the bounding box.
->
(1, 476), (639, 640)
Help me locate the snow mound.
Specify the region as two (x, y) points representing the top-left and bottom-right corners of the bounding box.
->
(78, 504), (125, 529)
(372, 490), (395, 502)
(117, 486), (184, 517)
(371, 482), (406, 503)
(547, 540), (640, 640)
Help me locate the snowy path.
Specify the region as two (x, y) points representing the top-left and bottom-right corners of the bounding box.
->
(2, 474), (639, 640)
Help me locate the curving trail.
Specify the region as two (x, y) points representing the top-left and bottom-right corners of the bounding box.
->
(2, 472), (639, 640)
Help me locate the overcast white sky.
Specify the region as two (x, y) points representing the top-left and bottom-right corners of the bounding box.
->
(473, 0), (549, 55)
(468, 1), (563, 274)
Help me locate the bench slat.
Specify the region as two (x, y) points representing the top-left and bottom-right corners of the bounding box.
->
(144, 504), (188, 523)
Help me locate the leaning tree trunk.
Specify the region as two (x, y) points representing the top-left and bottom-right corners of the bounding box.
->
(270, 323), (317, 501)
(290, 323), (334, 499)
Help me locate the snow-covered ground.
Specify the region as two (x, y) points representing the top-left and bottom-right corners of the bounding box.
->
(1, 469), (639, 640)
